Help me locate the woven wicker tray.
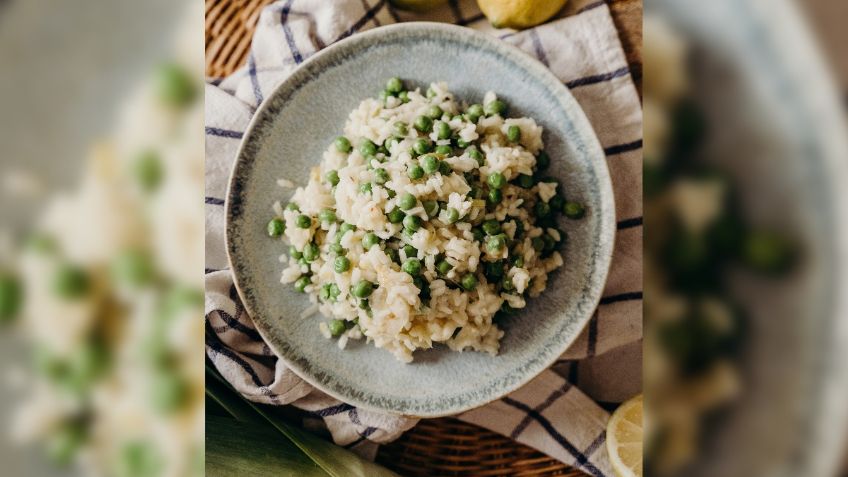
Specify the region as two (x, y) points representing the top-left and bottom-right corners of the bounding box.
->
(205, 1), (641, 475)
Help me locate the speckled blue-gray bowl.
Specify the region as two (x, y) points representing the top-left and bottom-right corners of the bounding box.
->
(226, 22), (615, 417)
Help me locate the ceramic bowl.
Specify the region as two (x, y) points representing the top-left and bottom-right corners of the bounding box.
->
(226, 22), (615, 417)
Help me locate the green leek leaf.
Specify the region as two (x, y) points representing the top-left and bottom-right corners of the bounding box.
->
(206, 415), (328, 477)
(205, 361), (400, 477)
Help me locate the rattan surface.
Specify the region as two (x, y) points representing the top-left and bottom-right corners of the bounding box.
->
(205, 1), (641, 475)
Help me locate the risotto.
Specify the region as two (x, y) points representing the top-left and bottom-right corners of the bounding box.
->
(268, 78), (585, 363)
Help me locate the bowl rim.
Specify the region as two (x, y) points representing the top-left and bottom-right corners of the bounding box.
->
(224, 21), (617, 417)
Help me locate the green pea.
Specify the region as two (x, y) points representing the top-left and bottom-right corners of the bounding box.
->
(422, 200), (439, 218)
(354, 233), (375, 251)
(435, 121), (451, 140)
(445, 207), (460, 224)
(393, 121), (408, 137)
(421, 154), (440, 174)
(507, 125), (521, 143)
(536, 151), (550, 170)
(487, 235), (506, 252)
(549, 195), (565, 211)
(516, 174), (534, 189)
(485, 261), (505, 280)
(460, 273), (478, 291)
(334, 136), (352, 153)
(436, 260), (453, 275)
(501, 277), (515, 292)
(542, 234), (556, 252)
(386, 188), (397, 199)
(134, 150), (163, 192)
(426, 86), (437, 99)
(413, 138), (432, 155)
(334, 256), (351, 273)
(53, 264), (90, 299)
(402, 244), (417, 258)
(0, 273), (22, 322)
(155, 63), (196, 107)
(468, 147), (484, 166)
(111, 250), (155, 287)
(469, 185), (484, 200)
(487, 188), (503, 205)
(386, 77), (403, 94)
(426, 105), (443, 119)
(487, 172), (506, 189)
(371, 168), (389, 185)
(414, 115), (433, 133)
(482, 219), (501, 236)
(329, 243), (345, 255)
(329, 283), (341, 298)
(532, 237), (545, 252)
(24, 233), (56, 254)
(563, 202), (586, 219)
(377, 144), (388, 156)
(439, 160), (452, 175)
(325, 170), (340, 186)
(512, 256), (525, 268)
(359, 182), (372, 194)
(387, 207), (406, 224)
(319, 209), (337, 224)
(328, 319), (346, 337)
(534, 201), (551, 217)
(359, 139), (377, 157)
(403, 214), (422, 232)
(455, 138), (471, 148)
(319, 284), (331, 301)
(408, 165), (424, 180)
(466, 104), (484, 122)
(402, 258), (422, 276)
(378, 90), (391, 103)
(484, 99), (507, 116)
(267, 218), (285, 237)
(386, 247), (400, 264)
(294, 276), (310, 292)
(302, 243), (320, 262)
(471, 227), (485, 242)
(46, 421), (86, 465)
(339, 222), (356, 234)
(399, 193), (417, 210)
(352, 281), (374, 298)
(435, 145), (453, 155)
(398, 91), (410, 103)
(295, 214), (312, 228)
(289, 246), (302, 259)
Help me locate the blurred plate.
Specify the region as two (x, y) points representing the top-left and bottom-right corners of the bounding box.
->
(225, 22), (615, 417)
(647, 0), (848, 475)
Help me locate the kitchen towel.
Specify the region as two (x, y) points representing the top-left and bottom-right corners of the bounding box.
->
(205, 0), (642, 474)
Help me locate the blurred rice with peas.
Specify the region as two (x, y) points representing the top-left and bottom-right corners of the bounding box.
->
(0, 1), (203, 475)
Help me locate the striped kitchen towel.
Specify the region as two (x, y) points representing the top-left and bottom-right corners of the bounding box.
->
(205, 0), (641, 474)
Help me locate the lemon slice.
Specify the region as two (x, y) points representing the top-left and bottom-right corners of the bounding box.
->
(606, 394), (643, 477)
(477, 0), (568, 30)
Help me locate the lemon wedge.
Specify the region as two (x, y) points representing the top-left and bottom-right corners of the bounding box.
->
(477, 0), (567, 29)
(606, 394), (643, 477)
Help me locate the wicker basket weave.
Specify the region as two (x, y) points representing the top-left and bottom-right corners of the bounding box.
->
(205, 1), (641, 475)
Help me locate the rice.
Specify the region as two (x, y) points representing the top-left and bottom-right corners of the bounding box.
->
(268, 79), (578, 363)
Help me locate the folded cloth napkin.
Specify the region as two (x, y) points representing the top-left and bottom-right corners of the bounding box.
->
(205, 0), (642, 474)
